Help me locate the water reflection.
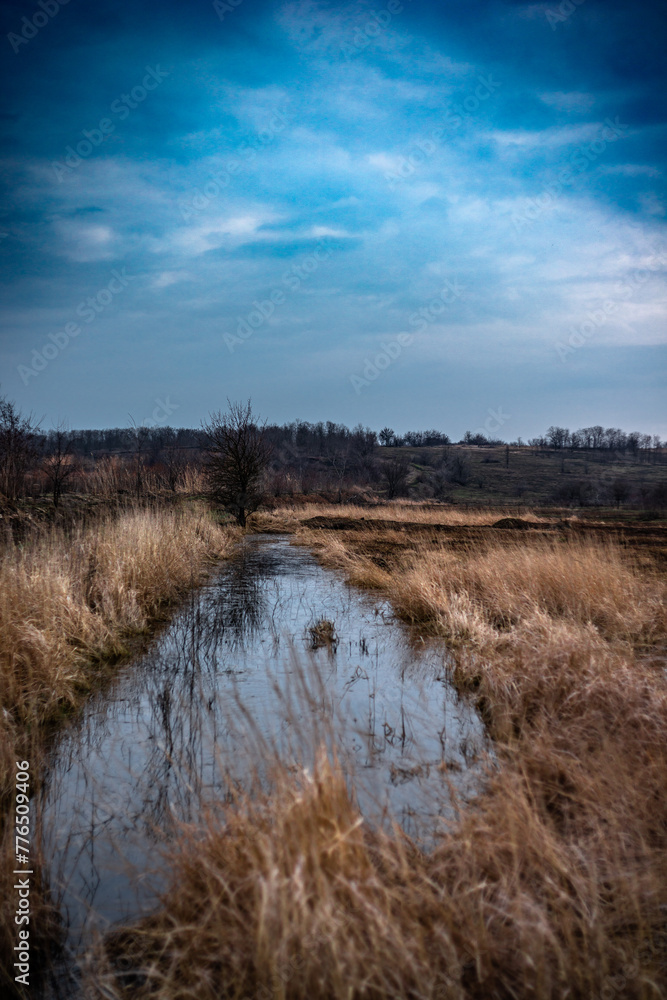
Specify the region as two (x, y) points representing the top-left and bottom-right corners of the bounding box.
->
(40, 534), (486, 984)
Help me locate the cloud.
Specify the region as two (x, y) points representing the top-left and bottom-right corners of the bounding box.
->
(539, 91), (596, 113)
(52, 220), (118, 262)
(0, 0), (665, 435)
(488, 123), (603, 150)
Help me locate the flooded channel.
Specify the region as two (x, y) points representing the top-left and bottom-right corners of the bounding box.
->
(39, 534), (486, 993)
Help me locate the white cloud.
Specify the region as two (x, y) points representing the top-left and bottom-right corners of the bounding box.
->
(487, 122), (602, 150)
(151, 270), (193, 289)
(638, 192), (666, 217)
(151, 212), (280, 257)
(539, 91), (596, 113)
(52, 219), (118, 262)
(600, 163), (661, 177)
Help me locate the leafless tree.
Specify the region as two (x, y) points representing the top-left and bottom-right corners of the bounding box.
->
(328, 444), (350, 504)
(202, 400), (272, 526)
(0, 394), (39, 501)
(43, 422), (77, 508)
(448, 452), (471, 486)
(128, 419), (151, 497)
(611, 478), (630, 508)
(380, 455), (411, 499)
(163, 442), (188, 492)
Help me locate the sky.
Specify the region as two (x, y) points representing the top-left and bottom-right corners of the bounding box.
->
(0, 0), (665, 439)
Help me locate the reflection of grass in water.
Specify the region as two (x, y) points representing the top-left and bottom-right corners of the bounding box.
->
(88, 528), (667, 999)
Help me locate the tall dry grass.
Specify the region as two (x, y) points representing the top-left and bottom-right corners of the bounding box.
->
(92, 642), (667, 999)
(89, 526), (667, 999)
(392, 537), (666, 648)
(253, 502), (549, 533)
(0, 504), (236, 995)
(0, 505), (234, 757)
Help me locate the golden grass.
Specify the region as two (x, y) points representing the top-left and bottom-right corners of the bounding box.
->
(0, 504), (236, 995)
(392, 537), (666, 647)
(93, 642), (667, 998)
(296, 529), (394, 589)
(88, 521), (667, 999)
(252, 502), (549, 533)
(0, 505), (235, 752)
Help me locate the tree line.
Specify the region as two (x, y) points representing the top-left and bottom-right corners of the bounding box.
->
(1, 391), (664, 514)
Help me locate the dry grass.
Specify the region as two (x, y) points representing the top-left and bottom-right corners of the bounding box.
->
(85, 458), (207, 499)
(84, 518), (667, 999)
(307, 618), (338, 650)
(92, 638), (667, 999)
(0, 505), (235, 759)
(392, 537), (666, 648)
(0, 504), (236, 995)
(252, 502), (549, 533)
(296, 529), (395, 589)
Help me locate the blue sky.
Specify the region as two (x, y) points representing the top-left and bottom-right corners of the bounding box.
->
(0, 0), (665, 438)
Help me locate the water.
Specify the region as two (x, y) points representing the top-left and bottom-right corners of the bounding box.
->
(39, 534), (486, 991)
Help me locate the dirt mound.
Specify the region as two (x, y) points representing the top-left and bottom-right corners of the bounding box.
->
(302, 515), (468, 532)
(492, 517), (532, 529)
(303, 516), (399, 531)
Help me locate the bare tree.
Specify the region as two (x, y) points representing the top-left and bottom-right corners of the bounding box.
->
(0, 394), (39, 501)
(379, 427), (395, 447)
(328, 445), (350, 504)
(202, 400), (272, 526)
(546, 426), (571, 450)
(448, 452), (471, 485)
(128, 419), (151, 497)
(611, 478), (630, 508)
(163, 441), (188, 492)
(380, 455), (411, 499)
(43, 422), (77, 508)
(350, 423), (377, 457)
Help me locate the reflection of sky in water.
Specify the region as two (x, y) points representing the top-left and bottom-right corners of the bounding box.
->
(40, 535), (486, 974)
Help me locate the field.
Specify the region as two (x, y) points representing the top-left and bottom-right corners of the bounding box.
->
(1, 495), (666, 998)
(0, 502), (237, 994)
(371, 442), (667, 510)
(83, 502), (667, 999)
